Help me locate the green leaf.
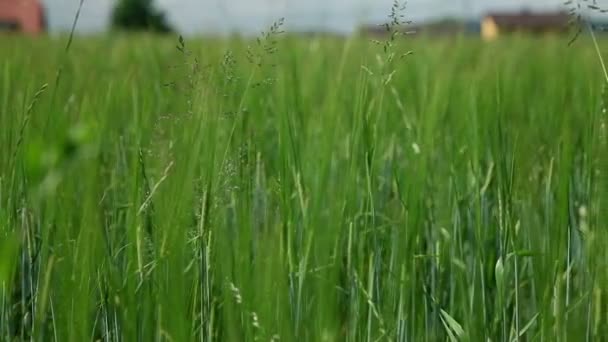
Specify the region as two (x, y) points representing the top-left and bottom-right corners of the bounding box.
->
(0, 231), (19, 285)
(511, 313), (539, 342)
(440, 309), (465, 340)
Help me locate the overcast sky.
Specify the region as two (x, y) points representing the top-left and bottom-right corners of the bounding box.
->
(44, 0), (567, 34)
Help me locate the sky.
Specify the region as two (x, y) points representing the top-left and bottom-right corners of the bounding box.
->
(44, 0), (567, 35)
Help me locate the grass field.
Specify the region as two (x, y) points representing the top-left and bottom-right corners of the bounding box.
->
(1, 30), (608, 341)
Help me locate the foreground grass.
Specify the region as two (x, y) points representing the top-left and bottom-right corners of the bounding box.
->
(1, 33), (607, 341)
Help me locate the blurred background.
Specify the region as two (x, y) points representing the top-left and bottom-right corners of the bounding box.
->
(44, 0), (571, 35)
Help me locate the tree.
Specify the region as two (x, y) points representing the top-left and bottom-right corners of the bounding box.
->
(111, 0), (173, 33)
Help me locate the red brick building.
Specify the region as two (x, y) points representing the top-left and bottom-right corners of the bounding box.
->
(0, 0), (46, 34)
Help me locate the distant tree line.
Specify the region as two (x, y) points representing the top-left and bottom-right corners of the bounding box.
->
(111, 0), (173, 33)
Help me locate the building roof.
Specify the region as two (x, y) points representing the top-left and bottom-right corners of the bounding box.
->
(0, 0), (45, 33)
(485, 11), (570, 29)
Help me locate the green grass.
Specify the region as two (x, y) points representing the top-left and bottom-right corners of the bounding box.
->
(1, 32), (607, 341)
